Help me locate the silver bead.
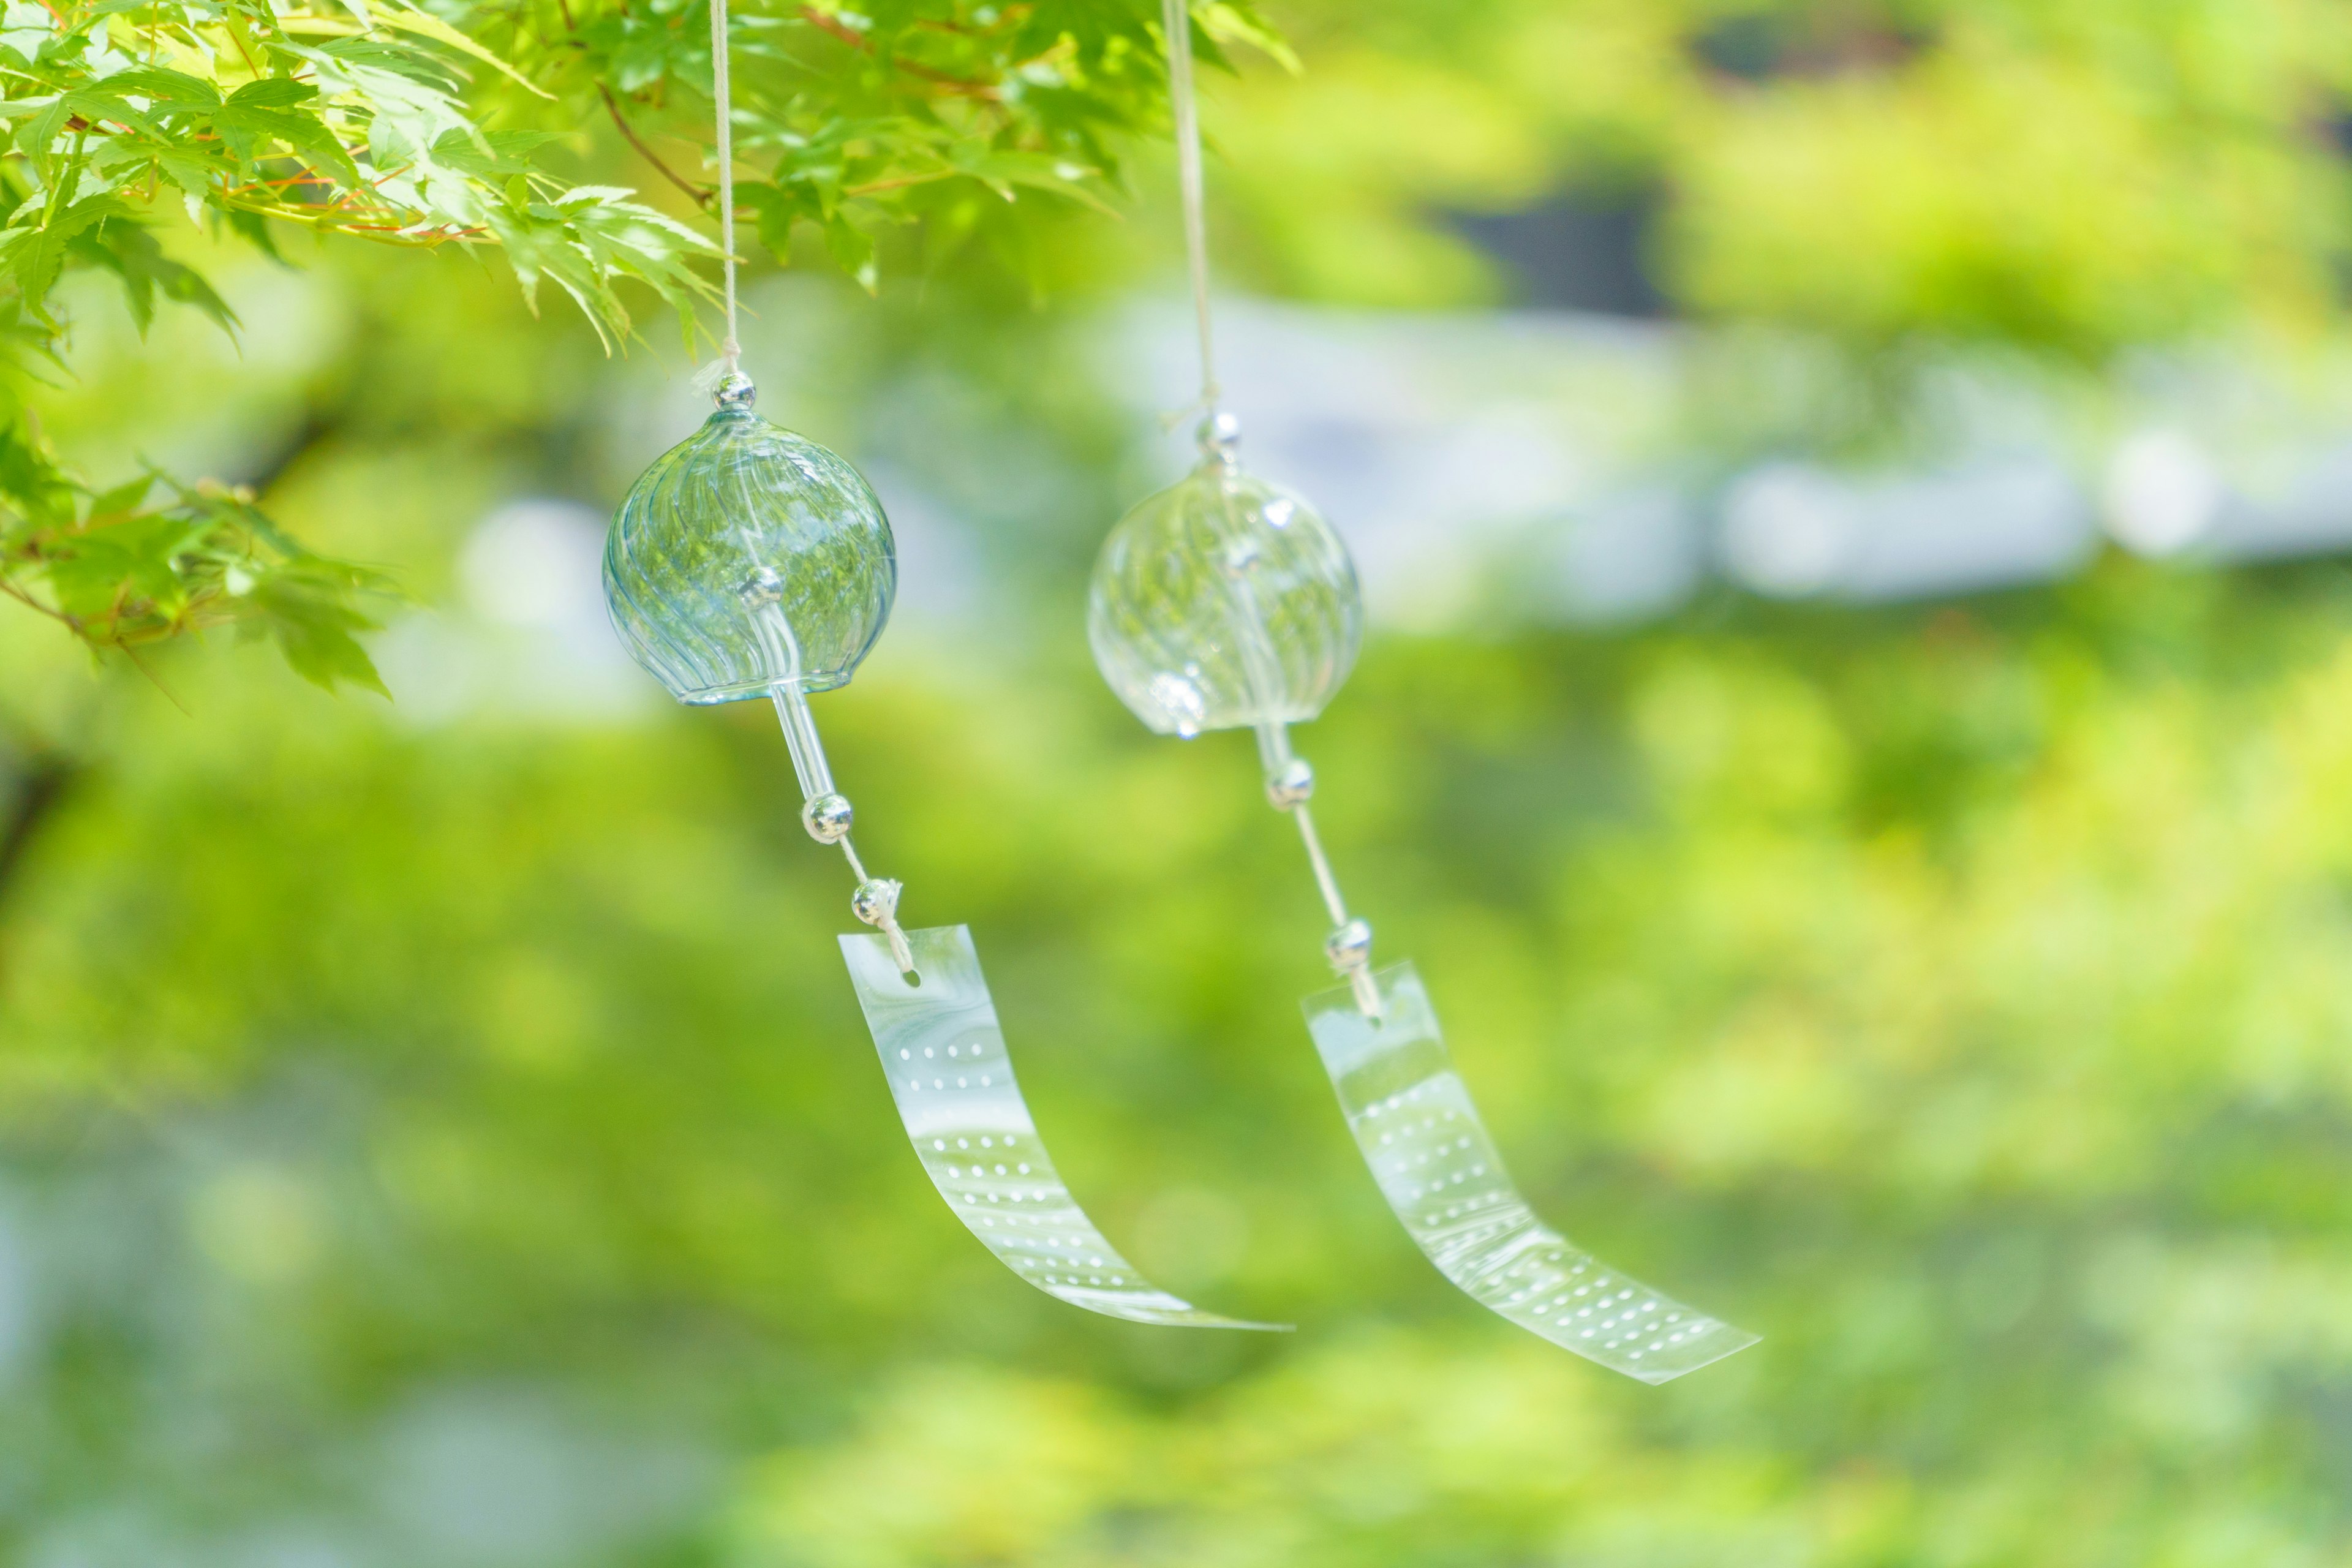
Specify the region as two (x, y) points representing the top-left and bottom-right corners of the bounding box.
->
(1325, 917), (1373, 972)
(715, 371), (758, 410)
(1197, 409), (1242, 467)
(1265, 758), (1315, 809)
(851, 877), (903, 927)
(801, 792), (854, 844)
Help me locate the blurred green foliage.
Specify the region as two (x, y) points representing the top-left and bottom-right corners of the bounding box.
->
(15, 0), (2352, 673)
(6, 0), (2352, 1562)
(11, 548), (2352, 1562)
(0, 0), (1276, 678)
(1215, 0), (2352, 356)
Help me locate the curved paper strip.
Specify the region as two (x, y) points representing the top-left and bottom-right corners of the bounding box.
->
(1304, 962), (1755, 1382)
(843, 925), (1286, 1331)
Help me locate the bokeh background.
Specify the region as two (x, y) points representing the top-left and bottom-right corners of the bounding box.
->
(10, 2), (2352, 1562)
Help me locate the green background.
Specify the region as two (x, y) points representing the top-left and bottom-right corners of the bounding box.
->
(9, 2), (2352, 1562)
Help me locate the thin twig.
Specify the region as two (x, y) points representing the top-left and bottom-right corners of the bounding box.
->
(598, 83), (711, 205)
(114, 638), (191, 715)
(550, 0), (708, 204)
(797, 6), (1001, 97)
(894, 63), (999, 98)
(843, 168), (953, 197)
(0, 576), (77, 628)
(798, 7), (866, 49)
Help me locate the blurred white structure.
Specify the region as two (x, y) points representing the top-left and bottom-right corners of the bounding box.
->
(2105, 430), (2226, 557)
(1120, 298), (2352, 627)
(1721, 460), (2092, 600)
(407, 296), (2352, 720)
(376, 500), (652, 723)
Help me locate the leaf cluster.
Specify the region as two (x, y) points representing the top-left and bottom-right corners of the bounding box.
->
(0, 432), (391, 692)
(0, 0), (1279, 687)
(14, 563), (2352, 1561)
(516, 0), (1286, 290)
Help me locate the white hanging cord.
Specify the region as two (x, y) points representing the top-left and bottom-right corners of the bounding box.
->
(709, 0), (741, 374)
(1160, 0), (1217, 416)
(1257, 722), (1381, 1017)
(1160, 17), (1371, 1012)
(774, 688), (919, 977)
(1291, 805), (1349, 928)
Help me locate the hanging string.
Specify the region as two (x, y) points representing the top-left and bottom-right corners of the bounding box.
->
(1159, 15), (1376, 1015)
(709, 0), (741, 375)
(1258, 720), (1381, 1017)
(1160, 0), (1217, 416)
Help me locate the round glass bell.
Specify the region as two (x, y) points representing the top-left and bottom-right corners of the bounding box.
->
(604, 380), (896, 704)
(1088, 423), (1362, 737)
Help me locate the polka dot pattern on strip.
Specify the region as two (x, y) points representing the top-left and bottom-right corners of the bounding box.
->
(843, 925), (1286, 1332)
(1303, 962), (1755, 1383)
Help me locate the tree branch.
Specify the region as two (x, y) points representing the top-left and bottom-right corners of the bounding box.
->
(797, 6), (1002, 98)
(599, 83), (712, 206)
(552, 0), (707, 207)
(0, 751), (74, 915)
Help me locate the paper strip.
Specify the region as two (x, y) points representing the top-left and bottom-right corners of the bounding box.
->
(1304, 962), (1755, 1382)
(843, 924), (1286, 1331)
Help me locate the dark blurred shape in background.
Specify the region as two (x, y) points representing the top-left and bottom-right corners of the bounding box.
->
(1449, 188), (1667, 317)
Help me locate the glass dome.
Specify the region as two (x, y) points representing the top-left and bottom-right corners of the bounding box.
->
(1088, 462), (1362, 737)
(603, 402), (896, 704)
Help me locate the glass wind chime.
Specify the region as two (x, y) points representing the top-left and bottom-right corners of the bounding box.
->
(601, 0), (1751, 1380)
(1079, 0), (1758, 1383)
(600, 0), (1280, 1332)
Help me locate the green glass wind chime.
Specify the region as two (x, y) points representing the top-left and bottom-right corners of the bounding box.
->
(602, 0), (1755, 1380)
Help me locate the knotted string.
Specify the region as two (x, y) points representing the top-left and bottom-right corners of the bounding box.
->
(709, 0), (741, 374)
(1161, 0), (1217, 420)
